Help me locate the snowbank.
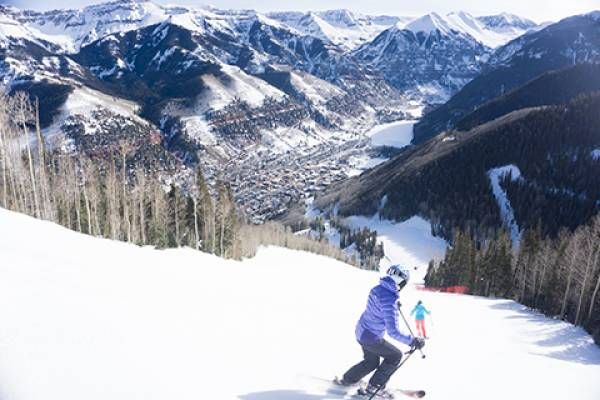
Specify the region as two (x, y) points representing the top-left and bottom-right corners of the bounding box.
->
(0, 208), (599, 400)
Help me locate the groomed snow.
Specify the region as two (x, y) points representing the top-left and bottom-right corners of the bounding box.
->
(344, 214), (448, 283)
(366, 120), (416, 148)
(487, 165), (522, 244)
(1, 207), (599, 400)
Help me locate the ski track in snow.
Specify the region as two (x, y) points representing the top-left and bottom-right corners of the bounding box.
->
(0, 208), (599, 400)
(487, 165), (522, 244)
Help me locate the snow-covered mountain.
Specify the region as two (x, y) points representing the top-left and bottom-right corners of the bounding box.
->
(267, 9), (411, 50)
(352, 15), (489, 101)
(1, 1), (418, 223)
(477, 12), (537, 31)
(348, 10), (539, 102)
(1, 206), (600, 400)
(11, 0), (597, 224)
(414, 10), (600, 142)
(405, 11), (536, 48)
(489, 11), (600, 67)
(268, 9), (536, 51)
(2, 0), (170, 53)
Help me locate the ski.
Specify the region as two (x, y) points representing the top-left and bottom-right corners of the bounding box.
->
(395, 389), (426, 398)
(354, 384), (426, 399)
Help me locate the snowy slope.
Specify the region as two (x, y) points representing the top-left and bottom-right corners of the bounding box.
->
(43, 85), (144, 145)
(267, 10), (407, 50)
(345, 214), (447, 283)
(488, 165), (523, 244)
(366, 120), (416, 148)
(0, 11), (37, 42)
(5, 0), (167, 52)
(405, 11), (536, 48)
(1, 208), (599, 400)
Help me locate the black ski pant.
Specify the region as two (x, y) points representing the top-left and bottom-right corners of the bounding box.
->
(342, 338), (403, 388)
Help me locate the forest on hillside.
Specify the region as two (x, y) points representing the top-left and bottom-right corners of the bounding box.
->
(330, 93), (600, 242)
(0, 92), (350, 263)
(426, 215), (600, 345)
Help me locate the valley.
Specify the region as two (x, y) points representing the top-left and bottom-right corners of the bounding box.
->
(0, 2), (600, 399)
(212, 120), (416, 224)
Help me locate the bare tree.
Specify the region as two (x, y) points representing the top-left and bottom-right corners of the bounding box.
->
(106, 162), (120, 240)
(34, 97), (52, 220)
(14, 92), (40, 218)
(119, 141), (133, 242)
(0, 92), (8, 209)
(584, 216), (600, 324)
(575, 216), (600, 325)
(135, 168), (147, 245)
(560, 231), (583, 319)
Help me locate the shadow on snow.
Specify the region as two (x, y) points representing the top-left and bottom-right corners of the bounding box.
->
(239, 389), (347, 400)
(489, 300), (600, 365)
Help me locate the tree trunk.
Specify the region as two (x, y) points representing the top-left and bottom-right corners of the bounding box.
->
(585, 234), (600, 324)
(121, 151), (131, 242)
(139, 192), (146, 245)
(34, 98), (50, 220)
(23, 118), (39, 217)
(193, 197), (199, 250)
(575, 236), (596, 325)
(560, 237), (580, 319)
(82, 178), (92, 235)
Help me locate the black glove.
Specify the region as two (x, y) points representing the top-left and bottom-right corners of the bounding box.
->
(410, 337), (425, 350)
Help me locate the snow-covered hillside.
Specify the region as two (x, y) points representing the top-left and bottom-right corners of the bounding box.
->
(405, 12), (536, 48)
(367, 120), (416, 148)
(1, 208), (599, 400)
(267, 10), (409, 50)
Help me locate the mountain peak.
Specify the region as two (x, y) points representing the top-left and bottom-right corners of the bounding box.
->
(405, 12), (455, 36)
(402, 11), (538, 47)
(477, 12), (537, 30)
(315, 9), (359, 27)
(586, 10), (600, 21)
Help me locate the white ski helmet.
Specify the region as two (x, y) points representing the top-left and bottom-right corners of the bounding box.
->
(386, 264), (410, 290)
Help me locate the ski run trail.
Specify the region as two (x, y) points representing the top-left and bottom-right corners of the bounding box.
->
(0, 207), (599, 400)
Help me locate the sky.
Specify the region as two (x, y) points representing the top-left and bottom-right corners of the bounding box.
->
(1, 0), (599, 23)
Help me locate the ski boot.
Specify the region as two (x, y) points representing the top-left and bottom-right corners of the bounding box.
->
(358, 384), (395, 399)
(333, 376), (362, 387)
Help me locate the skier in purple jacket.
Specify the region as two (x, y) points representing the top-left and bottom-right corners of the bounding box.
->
(337, 265), (425, 397)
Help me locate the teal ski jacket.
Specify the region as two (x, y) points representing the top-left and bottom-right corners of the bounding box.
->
(411, 303), (430, 321)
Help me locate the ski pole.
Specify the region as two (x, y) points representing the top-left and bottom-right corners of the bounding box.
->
(398, 304), (426, 359)
(367, 348), (417, 400)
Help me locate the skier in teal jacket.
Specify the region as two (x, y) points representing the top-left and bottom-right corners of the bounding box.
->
(411, 301), (431, 338)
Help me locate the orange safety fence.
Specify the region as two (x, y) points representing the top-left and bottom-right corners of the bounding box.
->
(415, 284), (469, 294)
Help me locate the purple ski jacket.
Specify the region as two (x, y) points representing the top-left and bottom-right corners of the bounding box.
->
(355, 276), (413, 346)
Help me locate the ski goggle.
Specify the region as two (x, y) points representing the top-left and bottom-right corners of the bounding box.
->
(397, 279), (407, 291)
